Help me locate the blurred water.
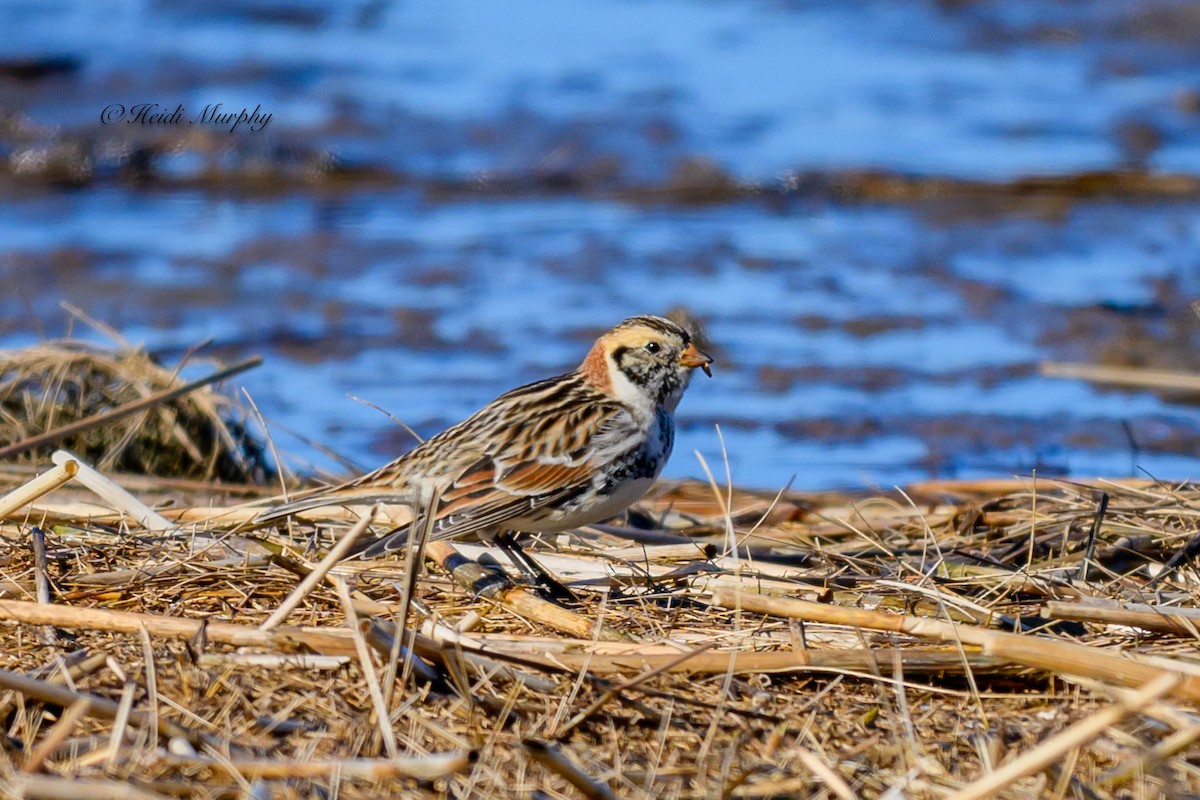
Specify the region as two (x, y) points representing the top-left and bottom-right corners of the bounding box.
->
(10, 0), (1200, 177)
(1, 0), (1199, 489)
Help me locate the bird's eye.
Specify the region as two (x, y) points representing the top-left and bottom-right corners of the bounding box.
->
(644, 341), (661, 354)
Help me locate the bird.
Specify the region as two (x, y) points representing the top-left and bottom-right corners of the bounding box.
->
(256, 315), (713, 558)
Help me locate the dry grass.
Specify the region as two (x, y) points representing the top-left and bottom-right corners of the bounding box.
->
(0, 341), (1199, 798)
(0, 338), (271, 483)
(0, 470), (1198, 798)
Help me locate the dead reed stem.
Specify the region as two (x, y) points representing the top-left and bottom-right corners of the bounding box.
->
(0, 599), (356, 655)
(20, 697), (91, 774)
(523, 738), (615, 800)
(709, 588), (1200, 700)
(259, 508), (378, 631)
(334, 576), (399, 759)
(7, 775), (174, 800)
(50, 450), (173, 530)
(1046, 600), (1200, 637)
(0, 356), (262, 461)
(952, 672), (1178, 800)
(1041, 361), (1200, 393)
(158, 750), (474, 781)
(0, 667), (204, 745)
(0, 459), (77, 517)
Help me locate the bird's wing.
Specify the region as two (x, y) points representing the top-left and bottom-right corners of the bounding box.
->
(363, 397), (637, 555)
(256, 371), (642, 555)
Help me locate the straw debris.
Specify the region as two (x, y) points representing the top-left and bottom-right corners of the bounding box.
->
(0, 463), (1196, 798)
(0, 341), (1199, 796)
(0, 339), (271, 483)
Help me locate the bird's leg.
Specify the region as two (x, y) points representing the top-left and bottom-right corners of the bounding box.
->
(494, 530), (579, 606)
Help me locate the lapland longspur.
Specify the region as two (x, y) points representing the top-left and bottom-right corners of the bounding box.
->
(258, 315), (712, 556)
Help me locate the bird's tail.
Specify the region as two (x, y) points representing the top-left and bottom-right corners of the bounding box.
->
(252, 489), (421, 526)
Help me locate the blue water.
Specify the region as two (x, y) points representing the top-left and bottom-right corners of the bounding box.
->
(9, 0), (1200, 178)
(2, 0), (1199, 490)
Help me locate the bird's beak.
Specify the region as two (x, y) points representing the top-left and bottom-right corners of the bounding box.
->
(679, 343), (713, 377)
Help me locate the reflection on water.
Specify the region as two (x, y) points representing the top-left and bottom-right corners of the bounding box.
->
(1, 0), (1198, 489)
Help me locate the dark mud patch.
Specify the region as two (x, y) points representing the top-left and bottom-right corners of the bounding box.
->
(6, 122), (1200, 212)
(1040, 285), (1200, 377)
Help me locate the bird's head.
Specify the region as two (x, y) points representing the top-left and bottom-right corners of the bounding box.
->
(580, 315), (713, 411)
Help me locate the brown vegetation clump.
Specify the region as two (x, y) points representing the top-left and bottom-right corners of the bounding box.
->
(0, 339), (272, 483)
